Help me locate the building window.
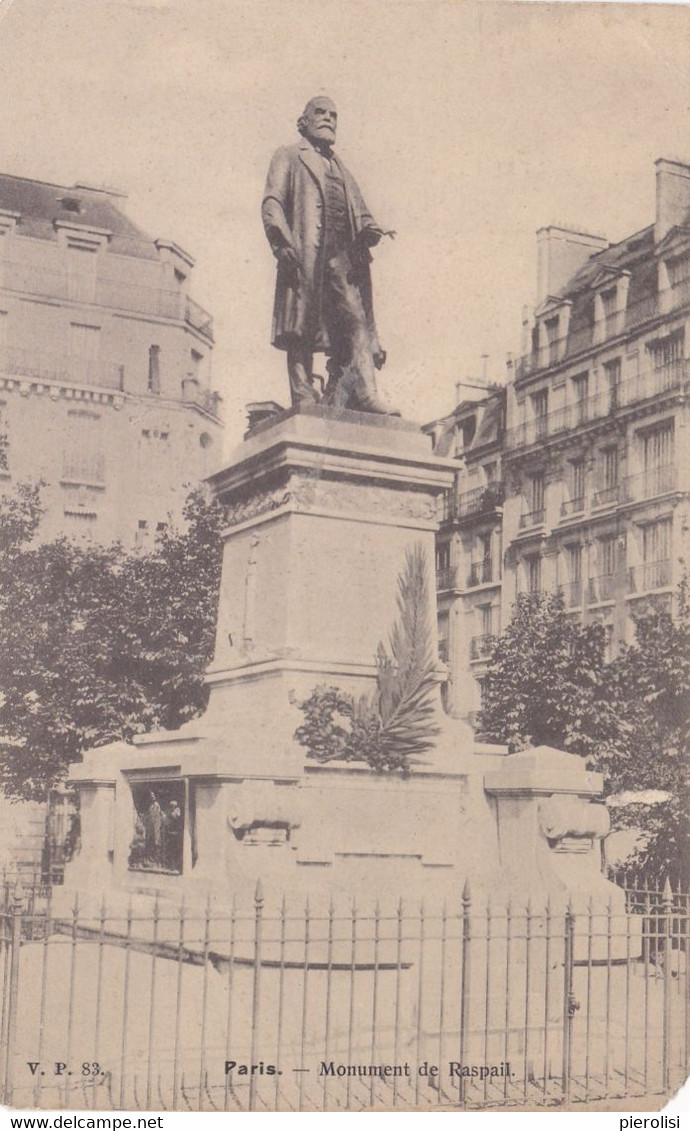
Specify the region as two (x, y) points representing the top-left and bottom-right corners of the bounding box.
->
(436, 543), (450, 574)
(572, 373), (589, 424)
(135, 519), (149, 547)
(62, 410), (104, 485)
(568, 457), (585, 513)
(148, 345), (161, 394)
(67, 245), (97, 303)
(69, 322), (100, 385)
(637, 519), (672, 591)
(526, 553), (541, 594)
(603, 358), (621, 412)
(643, 420), (674, 473)
(545, 316), (560, 365)
(600, 286), (618, 331)
(647, 330), (684, 372)
(531, 389), (549, 439)
(594, 445), (619, 507)
(565, 544), (582, 608)
(190, 349), (203, 380)
(667, 254), (690, 288)
(522, 471), (545, 527)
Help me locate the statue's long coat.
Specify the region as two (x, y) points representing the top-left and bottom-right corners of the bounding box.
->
(261, 139), (382, 356)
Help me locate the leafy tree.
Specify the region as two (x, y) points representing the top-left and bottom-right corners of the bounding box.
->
(478, 585), (689, 885)
(598, 582), (690, 885)
(477, 589), (622, 758)
(0, 486), (225, 801)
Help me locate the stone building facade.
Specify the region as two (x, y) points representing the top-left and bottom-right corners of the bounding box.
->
(0, 173), (222, 547)
(431, 157), (690, 719)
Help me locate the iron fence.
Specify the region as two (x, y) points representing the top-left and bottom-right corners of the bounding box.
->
(0, 879), (687, 1112)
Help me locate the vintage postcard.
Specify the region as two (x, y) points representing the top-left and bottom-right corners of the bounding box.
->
(0, 0), (687, 1116)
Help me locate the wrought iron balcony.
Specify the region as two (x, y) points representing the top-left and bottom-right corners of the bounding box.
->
(519, 508), (546, 530)
(561, 496), (585, 518)
(506, 362), (686, 453)
(440, 482), (505, 523)
(470, 634), (496, 661)
(0, 346), (124, 390)
(592, 483), (620, 508)
(468, 560), (494, 587)
(587, 573), (616, 604)
(0, 259), (214, 340)
(628, 560), (672, 593)
(622, 465), (677, 503)
(436, 566), (459, 592)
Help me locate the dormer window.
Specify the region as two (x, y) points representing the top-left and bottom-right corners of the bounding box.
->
(667, 253), (690, 288)
(58, 197), (82, 214)
(545, 315), (560, 365)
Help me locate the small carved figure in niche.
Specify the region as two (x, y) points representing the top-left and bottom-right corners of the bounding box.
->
(262, 96), (398, 414)
(144, 791), (164, 866)
(164, 799), (183, 870)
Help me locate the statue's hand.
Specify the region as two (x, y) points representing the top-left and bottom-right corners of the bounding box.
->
(359, 227), (396, 247)
(278, 245), (301, 282)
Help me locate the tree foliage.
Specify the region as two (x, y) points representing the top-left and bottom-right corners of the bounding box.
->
(478, 589), (621, 757)
(478, 585), (690, 884)
(295, 544), (439, 774)
(0, 485), (225, 801)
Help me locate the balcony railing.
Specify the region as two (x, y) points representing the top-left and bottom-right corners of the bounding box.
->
(0, 259), (214, 339)
(182, 384), (222, 419)
(587, 573), (616, 604)
(628, 560), (672, 593)
(441, 482), (505, 523)
(436, 566), (459, 592)
(519, 508), (545, 530)
(560, 496), (585, 517)
(0, 346), (124, 390)
(470, 634), (495, 661)
(468, 560), (494, 587)
(622, 465), (677, 503)
(592, 483), (620, 507)
(506, 362), (685, 452)
(516, 280), (690, 379)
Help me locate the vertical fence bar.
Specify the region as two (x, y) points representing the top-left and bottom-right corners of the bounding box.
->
(604, 897), (613, 1098)
(345, 899), (357, 1112)
(436, 900), (447, 1108)
(63, 891), (79, 1109)
(118, 898), (134, 1111)
(146, 897), (160, 1111)
(561, 903), (575, 1106)
(33, 885), (53, 1109)
(392, 898), (403, 1109)
(2, 883), (24, 1107)
(662, 878), (674, 1095)
(482, 898), (492, 1105)
(369, 900), (382, 1109)
(522, 901), (532, 1103)
(458, 882), (471, 1110)
(172, 897), (186, 1112)
(298, 896), (310, 1112)
(273, 895), (286, 1114)
(624, 897), (632, 1093)
(0, 901), (12, 1102)
(584, 896), (593, 1101)
(249, 883), (264, 1113)
(503, 900), (512, 1101)
(322, 899), (335, 1113)
(542, 898), (553, 1099)
(414, 900), (425, 1108)
(197, 895), (212, 1111)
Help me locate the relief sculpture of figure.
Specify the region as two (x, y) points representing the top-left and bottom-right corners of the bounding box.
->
(262, 96), (399, 414)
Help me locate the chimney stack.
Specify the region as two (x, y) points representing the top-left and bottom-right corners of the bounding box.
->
(655, 158), (690, 244)
(536, 226), (608, 305)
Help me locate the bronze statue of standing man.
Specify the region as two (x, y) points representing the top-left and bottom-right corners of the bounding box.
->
(262, 96), (398, 414)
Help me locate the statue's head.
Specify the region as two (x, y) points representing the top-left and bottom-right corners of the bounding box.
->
(297, 96), (337, 148)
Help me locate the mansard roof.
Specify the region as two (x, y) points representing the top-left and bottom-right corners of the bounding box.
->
(0, 172), (159, 260)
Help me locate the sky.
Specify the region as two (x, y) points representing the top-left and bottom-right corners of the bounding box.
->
(1, 0), (690, 445)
